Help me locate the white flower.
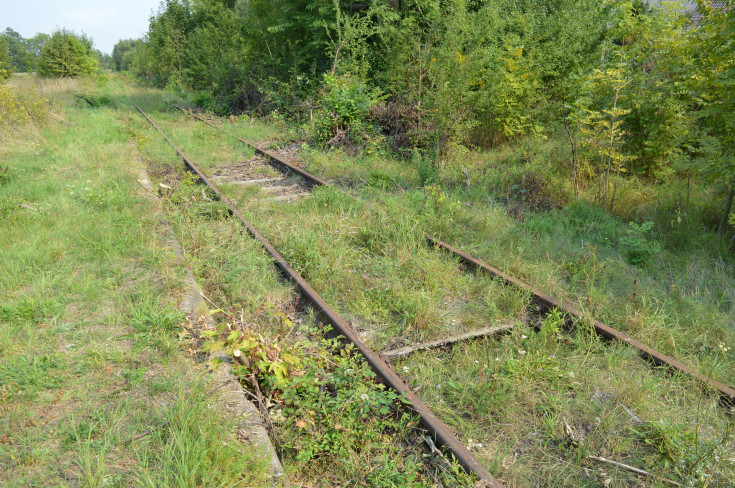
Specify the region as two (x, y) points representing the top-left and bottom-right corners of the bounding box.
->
(360, 393), (369, 401)
(402, 366), (409, 372)
(518, 350), (527, 355)
(467, 439), (484, 450)
(521, 335), (528, 339)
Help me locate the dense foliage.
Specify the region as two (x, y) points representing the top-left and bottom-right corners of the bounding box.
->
(37, 30), (99, 78)
(122, 0), (735, 239)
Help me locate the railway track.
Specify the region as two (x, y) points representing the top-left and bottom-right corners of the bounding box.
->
(129, 96), (734, 486)
(175, 105), (735, 409)
(127, 96), (503, 487)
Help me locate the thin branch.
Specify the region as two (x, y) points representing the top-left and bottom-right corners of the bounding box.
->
(382, 324), (513, 361)
(587, 456), (682, 486)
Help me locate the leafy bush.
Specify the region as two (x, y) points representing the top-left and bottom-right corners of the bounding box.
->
(315, 73), (381, 146)
(203, 315), (303, 391)
(37, 30), (98, 78)
(0, 84), (49, 128)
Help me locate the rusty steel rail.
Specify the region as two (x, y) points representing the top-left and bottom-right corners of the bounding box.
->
(426, 236), (735, 406)
(178, 104), (735, 407)
(130, 96), (503, 488)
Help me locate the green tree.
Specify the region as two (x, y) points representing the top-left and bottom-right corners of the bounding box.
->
(112, 39), (140, 71)
(143, 0), (194, 88)
(685, 1), (735, 237)
(2, 28), (33, 72)
(0, 37), (12, 81)
(578, 66), (632, 212)
(37, 30), (98, 78)
(26, 33), (50, 61)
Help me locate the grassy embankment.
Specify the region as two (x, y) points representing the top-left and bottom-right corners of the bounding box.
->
(0, 75), (269, 486)
(125, 86), (734, 488)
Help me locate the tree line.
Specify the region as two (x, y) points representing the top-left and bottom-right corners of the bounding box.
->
(108, 0), (734, 239)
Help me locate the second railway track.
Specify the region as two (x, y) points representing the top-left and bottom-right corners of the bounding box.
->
(175, 104), (735, 408)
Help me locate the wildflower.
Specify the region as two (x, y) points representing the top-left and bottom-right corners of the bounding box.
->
(402, 366), (409, 372)
(521, 335), (528, 339)
(360, 393), (369, 401)
(518, 350), (526, 355)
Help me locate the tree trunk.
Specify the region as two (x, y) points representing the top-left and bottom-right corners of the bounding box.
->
(686, 168), (691, 225)
(717, 173), (735, 237)
(610, 160), (622, 213)
(562, 99), (579, 201)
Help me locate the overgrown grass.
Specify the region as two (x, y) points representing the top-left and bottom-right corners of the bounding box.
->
(0, 74), (269, 486)
(121, 82), (734, 486)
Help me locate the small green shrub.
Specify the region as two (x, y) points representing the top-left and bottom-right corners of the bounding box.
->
(75, 93), (116, 108)
(315, 73), (381, 146)
(618, 221), (661, 266)
(203, 312), (303, 391)
(281, 343), (411, 461)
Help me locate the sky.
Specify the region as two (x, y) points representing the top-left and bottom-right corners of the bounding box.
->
(1, 0), (162, 54)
